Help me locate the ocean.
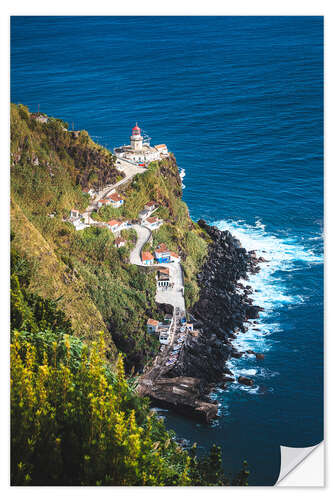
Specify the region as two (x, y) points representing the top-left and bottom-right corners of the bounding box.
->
(10, 16), (323, 485)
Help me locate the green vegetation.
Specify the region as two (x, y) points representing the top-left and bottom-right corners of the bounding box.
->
(10, 253), (249, 486)
(11, 328), (249, 485)
(11, 104), (122, 220)
(91, 203), (125, 221)
(123, 159), (211, 308)
(10, 103), (250, 486)
(11, 103), (211, 365)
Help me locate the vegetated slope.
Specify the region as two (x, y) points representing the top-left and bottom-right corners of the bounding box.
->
(10, 250), (249, 486)
(11, 103), (211, 371)
(10, 199), (116, 353)
(10, 104), (250, 486)
(117, 157), (212, 309)
(11, 103), (123, 218)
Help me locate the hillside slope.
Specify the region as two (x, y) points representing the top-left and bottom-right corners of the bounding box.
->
(10, 103), (210, 370)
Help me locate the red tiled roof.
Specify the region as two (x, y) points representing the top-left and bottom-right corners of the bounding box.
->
(142, 251), (154, 261)
(108, 192), (124, 202)
(99, 198), (109, 204)
(147, 318), (159, 326)
(108, 219), (121, 227)
(155, 144), (167, 149)
(170, 251), (179, 258)
(145, 201), (156, 207)
(146, 216), (159, 224)
(115, 237), (125, 244)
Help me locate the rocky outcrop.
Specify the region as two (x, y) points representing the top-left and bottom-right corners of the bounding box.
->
(138, 377), (218, 423)
(238, 376), (254, 386)
(169, 220), (264, 386)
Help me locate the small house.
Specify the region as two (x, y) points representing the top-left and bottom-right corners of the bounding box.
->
(72, 219), (88, 231)
(186, 323), (194, 332)
(114, 237), (126, 248)
(155, 243), (171, 263)
(157, 267), (170, 287)
(31, 113), (49, 124)
(107, 192), (124, 208)
(155, 144), (168, 155)
(120, 220), (131, 230)
(143, 216), (163, 230)
(159, 331), (171, 345)
(107, 219), (122, 233)
(147, 318), (159, 334)
(83, 187), (96, 198)
(141, 251), (154, 266)
(97, 198), (111, 208)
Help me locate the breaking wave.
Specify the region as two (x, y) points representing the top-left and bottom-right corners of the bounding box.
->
(213, 218), (323, 394)
(179, 167), (186, 189)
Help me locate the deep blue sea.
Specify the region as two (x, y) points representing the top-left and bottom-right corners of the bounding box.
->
(11, 16), (323, 485)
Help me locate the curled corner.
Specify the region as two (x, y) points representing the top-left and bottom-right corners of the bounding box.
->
(276, 442), (323, 485)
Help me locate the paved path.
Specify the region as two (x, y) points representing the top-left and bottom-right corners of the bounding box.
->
(155, 262), (185, 311)
(129, 224), (152, 265)
(129, 225), (186, 312)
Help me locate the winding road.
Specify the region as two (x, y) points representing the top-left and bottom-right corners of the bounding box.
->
(129, 224), (152, 266)
(129, 225), (185, 312)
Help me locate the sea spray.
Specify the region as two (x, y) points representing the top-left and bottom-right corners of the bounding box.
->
(213, 218), (323, 402)
(179, 167), (186, 189)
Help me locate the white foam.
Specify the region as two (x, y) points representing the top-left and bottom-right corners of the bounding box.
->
(179, 167), (186, 189)
(213, 218), (323, 394)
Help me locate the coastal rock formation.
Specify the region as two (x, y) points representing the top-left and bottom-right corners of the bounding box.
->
(169, 220), (263, 385)
(238, 376), (254, 386)
(138, 376), (218, 423)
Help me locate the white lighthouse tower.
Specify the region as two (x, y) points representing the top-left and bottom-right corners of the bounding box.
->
(130, 123), (143, 151)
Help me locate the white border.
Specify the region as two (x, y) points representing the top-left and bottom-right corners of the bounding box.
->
(1, 1), (330, 497)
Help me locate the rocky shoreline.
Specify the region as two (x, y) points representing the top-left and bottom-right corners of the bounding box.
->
(139, 219), (267, 423)
(167, 219), (266, 397)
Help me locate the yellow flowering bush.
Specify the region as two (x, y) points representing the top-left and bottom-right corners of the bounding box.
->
(11, 331), (194, 486)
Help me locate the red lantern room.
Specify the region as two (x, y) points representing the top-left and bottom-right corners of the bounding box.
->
(132, 123), (141, 136)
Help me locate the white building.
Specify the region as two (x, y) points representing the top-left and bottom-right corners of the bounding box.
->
(70, 208), (81, 219)
(147, 318), (159, 334)
(158, 321), (173, 345)
(97, 198), (111, 208)
(114, 124), (168, 166)
(142, 216), (163, 231)
(154, 144), (168, 156)
(114, 237), (126, 248)
(83, 188), (96, 198)
(72, 218), (89, 231)
(107, 192), (124, 208)
(107, 219), (130, 233)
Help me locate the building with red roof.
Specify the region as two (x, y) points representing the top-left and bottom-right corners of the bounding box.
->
(141, 251), (154, 266)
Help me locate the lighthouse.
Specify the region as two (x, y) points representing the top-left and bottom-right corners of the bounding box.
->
(130, 123), (143, 151)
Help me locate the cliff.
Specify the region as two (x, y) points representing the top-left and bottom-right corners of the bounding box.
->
(10, 104), (210, 370)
